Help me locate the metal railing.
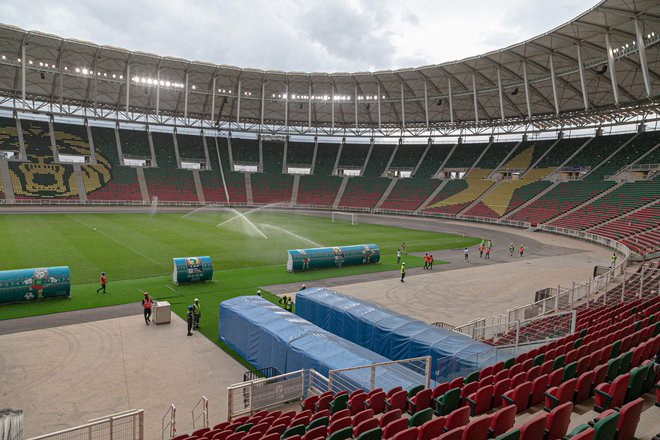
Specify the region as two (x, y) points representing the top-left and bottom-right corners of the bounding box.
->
(160, 405), (176, 440)
(28, 409), (144, 440)
(327, 356), (432, 394)
(227, 369), (306, 421)
(191, 396), (208, 431)
(243, 367), (281, 382)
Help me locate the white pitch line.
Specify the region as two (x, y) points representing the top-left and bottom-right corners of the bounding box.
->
(68, 215), (166, 267)
(164, 284), (184, 296)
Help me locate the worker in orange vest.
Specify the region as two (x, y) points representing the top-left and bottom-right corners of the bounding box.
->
(96, 272), (107, 293)
(520, 244), (525, 257)
(141, 292), (153, 325)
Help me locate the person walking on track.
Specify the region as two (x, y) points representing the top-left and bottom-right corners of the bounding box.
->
(96, 272), (107, 293)
(141, 292), (153, 325)
(464, 248), (469, 262)
(187, 305), (194, 336)
(400, 262), (406, 282)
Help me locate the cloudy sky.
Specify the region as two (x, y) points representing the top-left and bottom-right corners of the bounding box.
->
(1, 0), (599, 72)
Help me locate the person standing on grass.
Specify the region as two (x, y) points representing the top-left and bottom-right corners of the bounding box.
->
(400, 262), (406, 282)
(396, 249), (401, 265)
(429, 254), (434, 269)
(186, 305), (194, 336)
(96, 272), (107, 293)
(141, 292), (153, 325)
(464, 247), (469, 262)
(192, 298), (201, 330)
(401, 242), (406, 255)
(479, 243), (484, 258)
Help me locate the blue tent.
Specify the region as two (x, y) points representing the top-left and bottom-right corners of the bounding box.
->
(295, 288), (498, 380)
(219, 296), (427, 391)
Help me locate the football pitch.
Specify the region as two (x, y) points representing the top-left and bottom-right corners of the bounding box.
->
(0, 209), (480, 363)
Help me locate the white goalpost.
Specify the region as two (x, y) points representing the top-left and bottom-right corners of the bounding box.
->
(331, 211), (358, 225)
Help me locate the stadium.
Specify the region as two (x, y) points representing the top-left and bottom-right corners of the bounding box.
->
(0, 0), (659, 439)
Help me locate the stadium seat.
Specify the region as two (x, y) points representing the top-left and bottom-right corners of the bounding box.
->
(544, 401), (573, 440)
(494, 429), (519, 440)
(282, 425), (306, 439)
(352, 409), (374, 427)
(465, 384), (493, 416)
(589, 411), (619, 440)
(300, 395), (318, 412)
(594, 372), (630, 412)
(529, 374), (549, 407)
(330, 409), (350, 424)
(407, 388), (432, 414)
(355, 427), (382, 440)
(417, 417), (445, 440)
(327, 426), (353, 440)
(354, 418), (379, 437)
(518, 413), (546, 440)
(599, 397), (643, 440)
(407, 408), (432, 427)
(461, 415), (492, 440)
(544, 378), (577, 411)
(306, 416), (329, 431)
(303, 426), (327, 440)
(383, 419), (408, 439)
(328, 417), (351, 435)
(378, 409), (402, 428)
(434, 388), (461, 416)
(391, 427), (417, 440)
(564, 426), (595, 439)
(350, 393), (369, 415)
(488, 406), (516, 437)
(436, 427), (464, 440)
(366, 391), (387, 414)
(444, 406), (470, 431)
(385, 390), (407, 412)
(330, 394), (349, 414)
(502, 381), (532, 413)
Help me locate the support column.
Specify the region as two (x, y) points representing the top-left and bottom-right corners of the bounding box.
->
(354, 84), (358, 129)
(576, 44), (589, 110)
(210, 75), (216, 122)
(15, 118), (27, 161)
(85, 119), (97, 164)
(310, 137), (318, 174)
(146, 126), (158, 167)
(155, 68), (161, 121)
(423, 80), (429, 128)
(448, 77), (454, 125)
(236, 80), (242, 124)
(377, 84), (381, 129)
(331, 87), (335, 129)
(634, 19), (652, 98)
(497, 68), (504, 121)
(282, 137), (288, 174)
(172, 129), (182, 168)
(400, 82), (405, 130)
(184, 70), (190, 120)
(115, 122), (125, 166)
(284, 83), (289, 129)
(201, 131), (212, 170)
(549, 53), (559, 115)
(308, 84), (312, 127)
(605, 32), (619, 106)
(472, 72), (479, 124)
(260, 80), (265, 127)
(21, 44), (26, 103)
(125, 64), (131, 114)
(522, 62), (532, 119)
(48, 117), (59, 162)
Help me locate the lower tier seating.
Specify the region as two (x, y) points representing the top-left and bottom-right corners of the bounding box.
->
(423, 180), (469, 213)
(379, 179), (438, 211)
(144, 168), (198, 202)
(425, 169), (494, 214)
(338, 178), (391, 208)
(85, 166), (142, 201)
(199, 172), (228, 203)
(297, 176), (343, 206)
(509, 181), (616, 225)
(225, 172), (247, 203)
(251, 173), (294, 204)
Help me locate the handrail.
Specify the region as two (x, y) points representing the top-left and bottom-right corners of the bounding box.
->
(191, 396), (208, 430)
(161, 404), (176, 440)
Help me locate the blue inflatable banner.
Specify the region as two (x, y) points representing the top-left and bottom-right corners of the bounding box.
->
(287, 244), (380, 272)
(0, 266), (71, 304)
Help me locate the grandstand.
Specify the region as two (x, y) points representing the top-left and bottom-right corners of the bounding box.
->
(0, 0), (660, 439)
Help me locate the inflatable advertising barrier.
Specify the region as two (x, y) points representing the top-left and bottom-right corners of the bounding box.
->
(0, 266), (71, 304)
(287, 244), (380, 272)
(172, 256), (213, 284)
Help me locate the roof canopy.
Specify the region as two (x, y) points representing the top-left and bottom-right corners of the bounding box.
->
(0, 0), (658, 136)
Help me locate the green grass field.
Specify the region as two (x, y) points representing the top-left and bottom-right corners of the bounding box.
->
(0, 209), (480, 367)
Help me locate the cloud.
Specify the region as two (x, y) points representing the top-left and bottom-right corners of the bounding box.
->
(0, 0), (601, 72)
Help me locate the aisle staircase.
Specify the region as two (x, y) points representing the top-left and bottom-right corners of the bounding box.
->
(245, 173), (254, 205)
(135, 167), (150, 203)
(332, 176), (349, 209)
(503, 182), (560, 218)
(192, 170), (205, 204)
(0, 158), (15, 203)
(290, 174), (300, 205)
(73, 164), (87, 202)
(415, 180), (449, 212)
(374, 178), (398, 210)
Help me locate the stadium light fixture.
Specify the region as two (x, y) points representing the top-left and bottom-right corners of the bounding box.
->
(1, 55), (5, 60)
(28, 60), (33, 64)
(119, 75), (123, 79)
(192, 85), (196, 90)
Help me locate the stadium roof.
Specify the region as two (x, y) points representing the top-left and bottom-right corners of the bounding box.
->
(0, 0), (658, 136)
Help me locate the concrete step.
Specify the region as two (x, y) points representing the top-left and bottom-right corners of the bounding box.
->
(192, 169), (205, 204)
(244, 172), (254, 205)
(332, 176), (349, 209)
(72, 163), (86, 203)
(290, 174), (300, 205)
(135, 166), (150, 203)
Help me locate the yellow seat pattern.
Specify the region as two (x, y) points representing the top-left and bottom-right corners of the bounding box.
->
(427, 168), (494, 208)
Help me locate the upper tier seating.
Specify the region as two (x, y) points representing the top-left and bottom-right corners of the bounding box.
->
(231, 137), (260, 164)
(534, 138), (590, 168)
(177, 132), (206, 161)
(338, 178), (391, 208)
(262, 141), (285, 174)
(474, 142), (518, 169)
(297, 175), (343, 206)
(338, 143), (370, 169)
(586, 132), (658, 180)
(509, 181), (616, 225)
(363, 145), (395, 177)
(21, 120), (55, 162)
(562, 134), (632, 175)
(52, 122), (91, 157)
(0, 116), (20, 153)
(286, 142), (315, 167)
(414, 144), (453, 179)
(118, 127), (151, 157)
(443, 142), (487, 168)
(379, 179), (439, 211)
(314, 143), (340, 175)
(549, 181), (660, 230)
(251, 173), (294, 205)
(389, 144), (426, 169)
